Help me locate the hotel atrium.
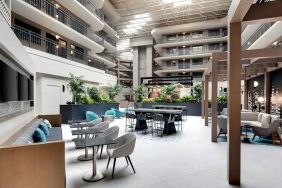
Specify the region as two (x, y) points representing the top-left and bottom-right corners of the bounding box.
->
(1, 0), (282, 187)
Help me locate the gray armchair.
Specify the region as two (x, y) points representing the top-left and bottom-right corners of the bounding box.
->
(217, 115), (227, 138)
(252, 119), (282, 144)
(97, 126), (119, 159)
(106, 133), (136, 178)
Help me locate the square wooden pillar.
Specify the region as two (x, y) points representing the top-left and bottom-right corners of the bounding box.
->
(227, 22), (241, 185)
(201, 81), (205, 119)
(264, 72), (270, 113)
(211, 60), (218, 142)
(204, 75), (209, 126)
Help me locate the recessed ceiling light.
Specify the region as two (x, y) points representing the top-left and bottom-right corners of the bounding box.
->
(273, 41), (278, 46)
(55, 35), (60, 39)
(183, 45), (186, 48)
(247, 41), (250, 45)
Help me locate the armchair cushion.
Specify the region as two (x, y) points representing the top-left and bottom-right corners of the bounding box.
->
(260, 114), (271, 128)
(86, 111), (100, 121)
(33, 128), (46, 143)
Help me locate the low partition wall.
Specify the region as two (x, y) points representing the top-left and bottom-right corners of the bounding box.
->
(60, 103), (119, 123)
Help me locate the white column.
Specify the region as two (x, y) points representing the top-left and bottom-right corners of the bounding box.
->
(133, 47), (139, 88)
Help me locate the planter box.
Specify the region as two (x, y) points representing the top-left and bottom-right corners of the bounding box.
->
(60, 103), (119, 123)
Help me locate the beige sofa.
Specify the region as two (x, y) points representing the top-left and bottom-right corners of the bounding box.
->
(217, 112), (281, 144)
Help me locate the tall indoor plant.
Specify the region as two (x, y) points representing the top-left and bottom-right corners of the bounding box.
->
(106, 84), (122, 101)
(67, 73), (85, 104)
(133, 84), (146, 102)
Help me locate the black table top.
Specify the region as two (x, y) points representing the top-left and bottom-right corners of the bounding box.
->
(72, 128), (103, 135)
(70, 123), (94, 129)
(132, 108), (182, 114)
(68, 119), (89, 124)
(75, 137), (116, 148)
(152, 105), (187, 109)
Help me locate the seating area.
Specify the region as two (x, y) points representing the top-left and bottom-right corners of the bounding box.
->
(2, 0), (282, 187)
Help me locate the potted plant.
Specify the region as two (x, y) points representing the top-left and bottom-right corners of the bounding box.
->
(162, 83), (181, 102)
(133, 84), (146, 102)
(67, 73), (85, 104)
(105, 84), (123, 102)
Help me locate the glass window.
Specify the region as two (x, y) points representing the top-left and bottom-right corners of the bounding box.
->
(166, 47), (177, 55)
(222, 28), (228, 36)
(192, 58), (203, 65)
(222, 42), (228, 51)
(192, 31), (203, 38)
(208, 29), (220, 37)
(71, 44), (84, 60)
(192, 45), (203, 52)
(208, 43), (220, 51)
(167, 34), (177, 41)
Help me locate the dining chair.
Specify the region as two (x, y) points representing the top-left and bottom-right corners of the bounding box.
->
(97, 126), (119, 159)
(125, 113), (136, 132)
(152, 114), (166, 137)
(106, 133), (136, 178)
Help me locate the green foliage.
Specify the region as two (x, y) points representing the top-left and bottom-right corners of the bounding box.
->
(154, 96), (168, 103)
(133, 84), (146, 102)
(177, 95), (198, 103)
(106, 84), (122, 101)
(217, 95), (227, 103)
(67, 73), (85, 104)
(78, 95), (94, 104)
(100, 95), (112, 103)
(87, 87), (101, 103)
(142, 98), (155, 103)
(162, 83), (180, 98)
(192, 84), (202, 101)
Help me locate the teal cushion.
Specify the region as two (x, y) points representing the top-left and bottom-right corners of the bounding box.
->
(111, 108), (124, 118)
(39, 121), (49, 136)
(86, 111), (99, 121)
(105, 110), (116, 118)
(33, 128), (46, 143)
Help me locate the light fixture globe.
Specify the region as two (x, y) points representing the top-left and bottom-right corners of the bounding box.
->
(253, 81), (259, 88)
(258, 96), (264, 103)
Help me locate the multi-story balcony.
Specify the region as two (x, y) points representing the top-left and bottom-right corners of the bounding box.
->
(0, 0), (11, 25)
(12, 24), (112, 72)
(24, 0), (87, 35)
(13, 0), (104, 53)
(242, 22), (275, 50)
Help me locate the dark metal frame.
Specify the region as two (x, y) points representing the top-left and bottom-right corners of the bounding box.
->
(140, 75), (193, 86)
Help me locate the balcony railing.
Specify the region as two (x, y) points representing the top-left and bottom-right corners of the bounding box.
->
(163, 33), (227, 44)
(23, 0), (87, 35)
(12, 25), (110, 72)
(163, 48), (224, 57)
(0, 0), (11, 25)
(242, 22), (275, 50)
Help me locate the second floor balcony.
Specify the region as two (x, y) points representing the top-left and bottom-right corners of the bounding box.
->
(23, 0), (88, 35)
(12, 24), (111, 72)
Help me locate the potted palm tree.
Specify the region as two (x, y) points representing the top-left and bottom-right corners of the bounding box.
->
(106, 84), (123, 102)
(67, 73), (85, 104)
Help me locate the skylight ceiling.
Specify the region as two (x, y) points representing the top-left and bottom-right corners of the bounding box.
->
(110, 0), (232, 60)
(111, 0), (232, 38)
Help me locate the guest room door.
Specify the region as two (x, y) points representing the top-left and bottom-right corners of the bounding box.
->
(42, 84), (61, 114)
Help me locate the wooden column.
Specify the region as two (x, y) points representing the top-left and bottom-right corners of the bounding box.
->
(211, 60), (218, 142)
(264, 72), (270, 113)
(204, 75), (209, 126)
(227, 22), (241, 185)
(243, 80), (248, 110)
(201, 81), (205, 119)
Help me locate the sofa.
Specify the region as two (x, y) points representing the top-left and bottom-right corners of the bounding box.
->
(0, 115), (65, 188)
(217, 112), (281, 144)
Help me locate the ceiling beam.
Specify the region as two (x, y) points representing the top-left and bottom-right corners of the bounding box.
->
(228, 0), (253, 23)
(243, 1), (282, 25)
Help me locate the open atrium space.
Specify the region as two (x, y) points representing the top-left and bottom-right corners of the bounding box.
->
(1, 0), (282, 187)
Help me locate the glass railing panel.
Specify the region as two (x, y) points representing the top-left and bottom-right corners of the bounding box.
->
(12, 25), (109, 71)
(23, 0), (87, 35)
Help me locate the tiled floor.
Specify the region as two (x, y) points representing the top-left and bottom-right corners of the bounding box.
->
(63, 116), (282, 188)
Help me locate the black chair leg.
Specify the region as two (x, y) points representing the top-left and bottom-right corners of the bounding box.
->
(125, 156), (129, 165)
(112, 158), (116, 179)
(127, 156), (136, 173)
(99, 145), (103, 159)
(106, 157), (111, 169)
